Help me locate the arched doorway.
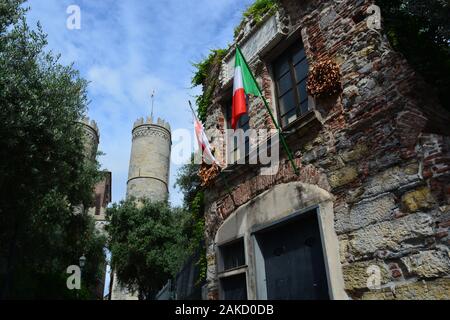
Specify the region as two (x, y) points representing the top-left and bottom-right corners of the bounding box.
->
(214, 182), (347, 300)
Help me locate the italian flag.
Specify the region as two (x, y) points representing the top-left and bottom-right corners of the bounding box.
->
(232, 46), (261, 129)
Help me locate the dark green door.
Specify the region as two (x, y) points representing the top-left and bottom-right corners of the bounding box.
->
(256, 211), (329, 300)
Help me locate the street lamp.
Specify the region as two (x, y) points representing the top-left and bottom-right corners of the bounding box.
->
(79, 255), (86, 268)
(77, 255), (86, 300)
(79, 255), (86, 287)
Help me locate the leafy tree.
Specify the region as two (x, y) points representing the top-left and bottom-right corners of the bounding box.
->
(107, 158), (206, 300)
(106, 200), (187, 300)
(377, 0), (450, 110)
(175, 157), (201, 205)
(0, 0), (105, 299)
(175, 157), (207, 285)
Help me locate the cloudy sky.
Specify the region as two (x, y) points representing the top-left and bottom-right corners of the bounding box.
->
(25, 0), (254, 207)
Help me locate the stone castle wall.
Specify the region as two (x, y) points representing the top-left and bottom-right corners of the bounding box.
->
(203, 0), (450, 300)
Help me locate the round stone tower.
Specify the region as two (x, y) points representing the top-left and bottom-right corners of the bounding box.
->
(126, 116), (171, 202)
(79, 116), (99, 161)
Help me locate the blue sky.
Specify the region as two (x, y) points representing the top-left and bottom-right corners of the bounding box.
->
(26, 0), (254, 207)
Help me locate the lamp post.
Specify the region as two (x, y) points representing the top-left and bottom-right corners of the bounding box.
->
(79, 255), (86, 299)
(79, 255), (86, 269)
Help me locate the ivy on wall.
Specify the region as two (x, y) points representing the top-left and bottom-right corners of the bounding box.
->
(175, 158), (206, 285)
(192, 49), (227, 122)
(234, 0), (279, 38)
(191, 0), (281, 122)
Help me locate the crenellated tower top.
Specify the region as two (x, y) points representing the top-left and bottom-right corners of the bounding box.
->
(79, 116), (100, 161)
(133, 116), (171, 131)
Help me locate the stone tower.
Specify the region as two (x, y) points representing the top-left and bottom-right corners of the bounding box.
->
(78, 117), (112, 228)
(79, 117), (99, 161)
(126, 116), (171, 202)
(110, 116), (171, 300)
(74, 116), (99, 219)
(79, 117), (111, 299)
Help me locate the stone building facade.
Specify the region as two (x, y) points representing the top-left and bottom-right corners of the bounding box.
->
(202, 0), (450, 300)
(87, 171), (112, 228)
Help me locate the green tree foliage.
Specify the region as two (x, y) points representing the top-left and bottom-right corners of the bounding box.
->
(175, 157), (201, 205)
(191, 49), (227, 87)
(378, 0), (450, 109)
(175, 157), (206, 285)
(0, 0), (105, 299)
(106, 200), (187, 300)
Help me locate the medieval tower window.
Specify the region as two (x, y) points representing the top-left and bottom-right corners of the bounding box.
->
(273, 40), (309, 127)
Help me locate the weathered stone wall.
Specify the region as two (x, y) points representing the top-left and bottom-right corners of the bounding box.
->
(203, 0), (450, 300)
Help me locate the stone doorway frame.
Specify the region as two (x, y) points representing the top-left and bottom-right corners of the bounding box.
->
(214, 182), (348, 300)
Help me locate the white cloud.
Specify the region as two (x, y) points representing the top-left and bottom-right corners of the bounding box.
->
(88, 66), (122, 97)
(26, 0), (255, 206)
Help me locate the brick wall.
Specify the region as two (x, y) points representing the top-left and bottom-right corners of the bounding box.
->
(203, 0), (450, 300)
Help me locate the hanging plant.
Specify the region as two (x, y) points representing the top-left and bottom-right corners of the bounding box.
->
(307, 59), (342, 98)
(198, 162), (220, 187)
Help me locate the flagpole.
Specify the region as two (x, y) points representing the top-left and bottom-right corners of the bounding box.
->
(188, 100), (199, 121)
(260, 95), (300, 176)
(150, 90), (155, 119)
(236, 46), (300, 176)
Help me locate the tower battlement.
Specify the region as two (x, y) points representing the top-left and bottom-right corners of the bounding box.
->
(133, 116), (171, 131)
(78, 116), (100, 161)
(80, 116), (100, 140)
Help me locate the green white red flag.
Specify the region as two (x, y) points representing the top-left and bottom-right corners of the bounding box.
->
(232, 46), (261, 129)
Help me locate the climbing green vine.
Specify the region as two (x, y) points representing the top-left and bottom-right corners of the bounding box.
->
(190, 192), (207, 285)
(192, 49), (227, 122)
(175, 158), (207, 286)
(234, 0), (279, 39)
(195, 79), (216, 124)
